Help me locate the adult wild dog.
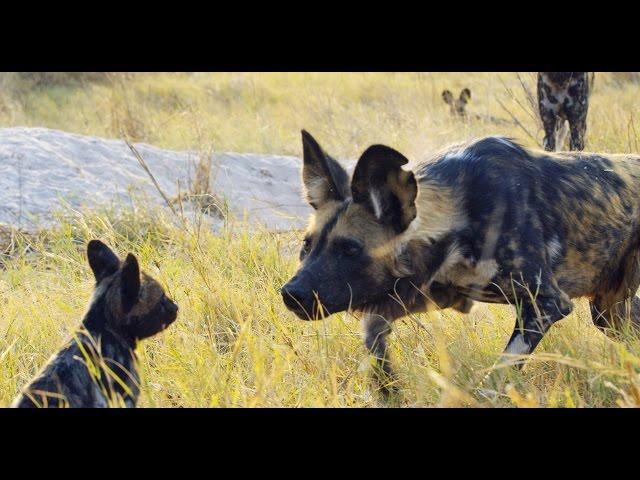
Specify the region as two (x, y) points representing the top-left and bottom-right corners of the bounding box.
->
(13, 240), (179, 408)
(282, 131), (640, 392)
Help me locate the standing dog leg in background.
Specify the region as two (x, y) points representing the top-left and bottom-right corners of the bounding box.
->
(538, 72), (592, 151)
(567, 106), (588, 151)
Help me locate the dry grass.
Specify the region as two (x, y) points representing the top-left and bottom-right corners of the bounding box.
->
(2, 72), (640, 157)
(2, 72), (640, 407)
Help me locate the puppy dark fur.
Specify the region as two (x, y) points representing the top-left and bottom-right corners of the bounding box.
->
(13, 240), (178, 408)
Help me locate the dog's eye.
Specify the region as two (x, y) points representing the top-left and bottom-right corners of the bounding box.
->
(342, 240), (362, 257)
(160, 295), (173, 310)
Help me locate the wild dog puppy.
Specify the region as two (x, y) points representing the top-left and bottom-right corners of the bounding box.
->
(538, 72), (594, 151)
(442, 88), (511, 126)
(283, 131), (640, 393)
(442, 88), (472, 117)
(13, 240), (178, 408)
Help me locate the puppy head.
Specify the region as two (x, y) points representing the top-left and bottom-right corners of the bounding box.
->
(87, 240), (179, 340)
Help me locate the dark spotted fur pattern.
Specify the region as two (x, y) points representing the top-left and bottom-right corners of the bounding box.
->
(12, 240), (178, 408)
(538, 72), (593, 151)
(283, 131), (640, 394)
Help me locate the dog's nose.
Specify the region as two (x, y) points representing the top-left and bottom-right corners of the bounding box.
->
(281, 281), (306, 310)
(164, 297), (179, 314)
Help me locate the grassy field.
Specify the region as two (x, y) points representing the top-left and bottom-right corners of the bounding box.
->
(2, 72), (640, 407)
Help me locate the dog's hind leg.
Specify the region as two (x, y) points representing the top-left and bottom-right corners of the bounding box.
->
(568, 115), (587, 151)
(590, 295), (640, 340)
(541, 112), (558, 151)
(590, 248), (640, 338)
(538, 75), (560, 151)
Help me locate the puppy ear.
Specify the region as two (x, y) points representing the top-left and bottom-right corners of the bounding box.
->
(460, 88), (471, 103)
(301, 130), (350, 209)
(121, 253), (141, 313)
(442, 90), (454, 105)
(351, 145), (418, 234)
(87, 240), (120, 283)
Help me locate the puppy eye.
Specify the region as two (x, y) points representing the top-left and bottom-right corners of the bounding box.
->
(301, 238), (312, 255)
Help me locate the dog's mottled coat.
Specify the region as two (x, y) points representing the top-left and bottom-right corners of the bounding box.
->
(283, 131), (640, 392)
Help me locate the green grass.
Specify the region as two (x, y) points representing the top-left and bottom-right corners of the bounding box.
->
(2, 72), (640, 407)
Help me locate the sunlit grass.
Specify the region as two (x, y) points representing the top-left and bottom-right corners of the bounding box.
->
(2, 206), (640, 407)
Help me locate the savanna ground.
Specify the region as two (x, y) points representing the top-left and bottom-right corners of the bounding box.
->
(2, 72), (640, 407)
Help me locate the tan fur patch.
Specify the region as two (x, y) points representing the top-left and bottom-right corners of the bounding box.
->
(439, 258), (499, 288)
(386, 169), (417, 228)
(404, 182), (466, 242)
(303, 176), (331, 208)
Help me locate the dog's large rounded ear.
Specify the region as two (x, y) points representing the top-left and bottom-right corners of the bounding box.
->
(301, 130), (350, 209)
(351, 145), (418, 234)
(121, 253), (141, 313)
(442, 90), (454, 105)
(87, 240), (120, 283)
(460, 88), (471, 103)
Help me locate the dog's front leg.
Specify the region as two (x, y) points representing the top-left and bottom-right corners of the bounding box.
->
(361, 311), (398, 397)
(478, 292), (573, 400)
